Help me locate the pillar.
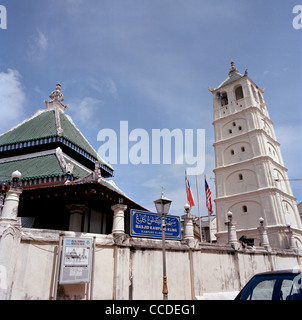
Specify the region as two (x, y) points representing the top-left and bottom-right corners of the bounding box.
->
(111, 203), (127, 235)
(225, 211), (239, 250)
(0, 186), (22, 299)
(286, 224), (299, 253)
(257, 217), (271, 251)
(1, 187), (23, 221)
(181, 213), (195, 241)
(66, 204), (88, 232)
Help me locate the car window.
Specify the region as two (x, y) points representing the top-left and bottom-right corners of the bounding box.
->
(238, 273), (301, 300)
(286, 273), (302, 300)
(281, 279), (293, 300)
(249, 279), (275, 300)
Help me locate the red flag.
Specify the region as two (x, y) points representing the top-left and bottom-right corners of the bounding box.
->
(205, 178), (214, 215)
(185, 170), (195, 207)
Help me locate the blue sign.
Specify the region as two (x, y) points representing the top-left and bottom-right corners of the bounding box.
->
(130, 209), (181, 240)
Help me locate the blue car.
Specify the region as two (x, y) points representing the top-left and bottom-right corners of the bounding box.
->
(235, 269), (302, 300)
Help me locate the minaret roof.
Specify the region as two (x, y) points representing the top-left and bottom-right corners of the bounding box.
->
(216, 60), (245, 90)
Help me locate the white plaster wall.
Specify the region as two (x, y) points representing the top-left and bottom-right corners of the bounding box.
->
(192, 251), (241, 296)
(131, 249), (163, 300)
(10, 241), (55, 300)
(4, 230), (302, 300)
(92, 247), (115, 300)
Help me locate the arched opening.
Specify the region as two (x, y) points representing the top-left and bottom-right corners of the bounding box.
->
(221, 92), (228, 106)
(235, 86), (244, 100)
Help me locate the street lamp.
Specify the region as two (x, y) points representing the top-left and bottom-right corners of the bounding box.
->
(184, 203), (190, 214)
(259, 217), (264, 226)
(154, 192), (172, 300)
(227, 210), (233, 222)
(11, 170), (22, 188)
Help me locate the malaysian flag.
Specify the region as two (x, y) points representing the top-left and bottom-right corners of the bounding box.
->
(185, 169), (195, 207)
(205, 177), (214, 215)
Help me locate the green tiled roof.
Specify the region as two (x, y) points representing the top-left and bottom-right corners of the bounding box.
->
(217, 73), (243, 89)
(0, 110), (57, 145)
(59, 112), (100, 162)
(0, 109), (112, 171)
(0, 154), (90, 182)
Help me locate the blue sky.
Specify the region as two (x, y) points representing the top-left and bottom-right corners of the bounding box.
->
(0, 0), (301, 216)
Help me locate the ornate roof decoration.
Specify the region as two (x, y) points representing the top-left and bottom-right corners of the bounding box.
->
(44, 83), (68, 111)
(228, 60), (240, 77)
(215, 60), (245, 90)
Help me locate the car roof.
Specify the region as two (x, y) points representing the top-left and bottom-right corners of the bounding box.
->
(254, 269), (302, 276)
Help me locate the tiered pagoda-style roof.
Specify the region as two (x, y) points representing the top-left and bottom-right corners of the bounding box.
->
(0, 83), (146, 233)
(0, 83), (114, 187)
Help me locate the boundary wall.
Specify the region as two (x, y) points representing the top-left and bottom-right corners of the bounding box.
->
(0, 225), (301, 300)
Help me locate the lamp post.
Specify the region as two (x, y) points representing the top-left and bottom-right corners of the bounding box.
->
(154, 192), (172, 300)
(11, 170), (22, 188)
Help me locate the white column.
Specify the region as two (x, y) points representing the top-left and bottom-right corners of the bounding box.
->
(1, 188), (23, 221)
(258, 218), (271, 251)
(181, 213), (195, 241)
(111, 204), (127, 234)
(225, 212), (239, 249)
(286, 224), (299, 252)
(0, 187), (22, 299)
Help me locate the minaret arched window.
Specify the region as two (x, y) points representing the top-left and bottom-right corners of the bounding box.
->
(221, 92), (228, 106)
(235, 86), (244, 100)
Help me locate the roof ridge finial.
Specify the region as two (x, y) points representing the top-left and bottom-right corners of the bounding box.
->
(44, 82), (68, 111)
(228, 59), (239, 77)
(49, 82), (64, 103)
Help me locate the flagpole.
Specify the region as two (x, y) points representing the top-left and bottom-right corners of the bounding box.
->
(195, 174), (202, 242)
(205, 174), (212, 243)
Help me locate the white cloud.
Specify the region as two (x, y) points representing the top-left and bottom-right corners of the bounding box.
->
(106, 79), (118, 98)
(27, 30), (48, 60)
(68, 96), (102, 126)
(88, 78), (118, 99)
(0, 69), (26, 133)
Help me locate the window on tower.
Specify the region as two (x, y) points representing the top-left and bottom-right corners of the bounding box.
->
(239, 173), (243, 180)
(235, 86), (244, 100)
(221, 92), (228, 106)
(242, 205), (248, 213)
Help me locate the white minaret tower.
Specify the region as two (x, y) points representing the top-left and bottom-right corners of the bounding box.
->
(209, 61), (302, 250)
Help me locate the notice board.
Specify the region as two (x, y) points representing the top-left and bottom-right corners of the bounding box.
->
(59, 237), (93, 284)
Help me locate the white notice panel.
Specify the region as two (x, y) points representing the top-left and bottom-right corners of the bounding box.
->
(59, 237), (92, 284)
